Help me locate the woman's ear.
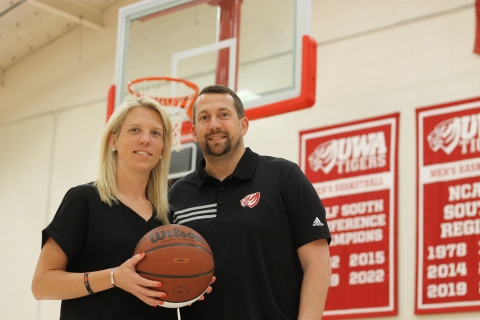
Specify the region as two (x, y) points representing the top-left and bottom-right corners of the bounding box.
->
(108, 133), (116, 149)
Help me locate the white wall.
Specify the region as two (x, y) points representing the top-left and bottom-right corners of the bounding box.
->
(0, 1), (135, 319)
(245, 1), (480, 319)
(0, 0), (479, 319)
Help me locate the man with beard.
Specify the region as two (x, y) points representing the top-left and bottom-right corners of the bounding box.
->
(168, 85), (331, 320)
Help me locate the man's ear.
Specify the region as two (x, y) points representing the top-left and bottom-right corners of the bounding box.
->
(241, 117), (249, 136)
(191, 124), (198, 142)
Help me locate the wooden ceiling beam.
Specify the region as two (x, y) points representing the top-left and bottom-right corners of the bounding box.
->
(27, 0), (104, 30)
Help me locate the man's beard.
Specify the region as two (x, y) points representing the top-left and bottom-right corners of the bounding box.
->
(203, 131), (240, 157)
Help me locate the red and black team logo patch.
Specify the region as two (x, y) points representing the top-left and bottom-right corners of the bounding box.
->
(240, 192), (260, 208)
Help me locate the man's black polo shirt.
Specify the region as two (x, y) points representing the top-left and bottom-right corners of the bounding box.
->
(169, 148), (331, 320)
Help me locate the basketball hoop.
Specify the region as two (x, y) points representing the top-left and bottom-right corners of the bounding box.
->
(127, 76), (199, 152)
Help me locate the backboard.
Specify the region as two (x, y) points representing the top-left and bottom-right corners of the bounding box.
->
(168, 141), (203, 180)
(110, 0), (316, 141)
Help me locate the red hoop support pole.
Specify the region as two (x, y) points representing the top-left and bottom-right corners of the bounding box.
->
(106, 84), (116, 122)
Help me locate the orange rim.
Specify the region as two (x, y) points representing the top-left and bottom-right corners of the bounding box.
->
(126, 76), (199, 111)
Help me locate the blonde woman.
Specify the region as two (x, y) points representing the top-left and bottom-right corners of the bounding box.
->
(32, 97), (189, 319)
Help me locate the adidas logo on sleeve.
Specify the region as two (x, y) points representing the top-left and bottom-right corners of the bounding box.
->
(313, 217), (324, 227)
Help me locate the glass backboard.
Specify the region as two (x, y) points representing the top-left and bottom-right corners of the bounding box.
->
(111, 0), (316, 131)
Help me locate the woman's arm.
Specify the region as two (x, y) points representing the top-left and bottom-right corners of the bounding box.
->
(31, 237), (168, 306)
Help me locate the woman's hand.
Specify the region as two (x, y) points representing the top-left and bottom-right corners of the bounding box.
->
(190, 276), (216, 305)
(113, 252), (167, 307)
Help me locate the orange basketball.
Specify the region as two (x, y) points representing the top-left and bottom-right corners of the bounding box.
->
(133, 224), (214, 308)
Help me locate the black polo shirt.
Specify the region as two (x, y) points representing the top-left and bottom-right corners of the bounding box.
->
(169, 148), (331, 320)
(43, 183), (177, 320)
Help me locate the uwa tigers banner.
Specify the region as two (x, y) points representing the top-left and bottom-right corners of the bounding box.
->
(416, 97), (480, 315)
(300, 113), (399, 319)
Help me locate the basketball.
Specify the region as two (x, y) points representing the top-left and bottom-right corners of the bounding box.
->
(133, 224), (214, 308)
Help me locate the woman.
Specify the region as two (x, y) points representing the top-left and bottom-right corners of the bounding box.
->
(32, 97), (203, 319)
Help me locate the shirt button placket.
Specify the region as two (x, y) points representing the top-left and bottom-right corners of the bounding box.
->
(218, 187), (224, 206)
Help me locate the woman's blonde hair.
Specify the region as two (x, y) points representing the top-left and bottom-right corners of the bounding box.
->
(94, 97), (172, 224)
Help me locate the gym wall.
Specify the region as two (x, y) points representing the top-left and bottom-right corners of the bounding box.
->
(0, 0), (479, 319)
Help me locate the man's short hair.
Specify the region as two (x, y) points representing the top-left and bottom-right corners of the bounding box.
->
(193, 85), (245, 124)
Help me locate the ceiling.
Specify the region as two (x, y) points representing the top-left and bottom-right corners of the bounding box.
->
(0, 0), (123, 72)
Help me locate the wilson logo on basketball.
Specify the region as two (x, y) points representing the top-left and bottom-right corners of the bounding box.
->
(427, 113), (480, 155)
(240, 192), (260, 208)
(149, 228), (205, 244)
(308, 131), (387, 175)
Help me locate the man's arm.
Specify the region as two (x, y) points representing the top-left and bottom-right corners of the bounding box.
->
(297, 238), (331, 319)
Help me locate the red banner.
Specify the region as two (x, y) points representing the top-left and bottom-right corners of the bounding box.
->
(300, 114), (399, 319)
(415, 97), (480, 314)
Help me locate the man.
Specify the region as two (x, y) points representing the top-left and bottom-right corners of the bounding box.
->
(169, 85), (331, 319)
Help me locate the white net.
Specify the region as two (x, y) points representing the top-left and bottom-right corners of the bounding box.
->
(127, 77), (198, 152)
(163, 107), (189, 152)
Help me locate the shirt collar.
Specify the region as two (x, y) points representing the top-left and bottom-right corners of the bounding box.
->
(195, 147), (259, 187)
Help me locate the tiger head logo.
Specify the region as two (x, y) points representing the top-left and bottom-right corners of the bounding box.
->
(308, 140), (337, 174)
(426, 117), (461, 155)
(240, 192), (260, 208)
